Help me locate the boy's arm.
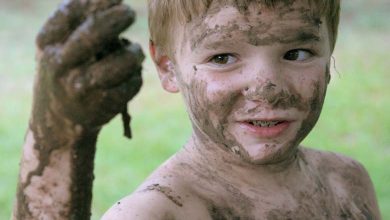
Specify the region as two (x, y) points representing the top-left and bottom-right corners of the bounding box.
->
(12, 0), (143, 219)
(102, 186), (210, 220)
(323, 150), (382, 219)
(349, 160), (382, 219)
(102, 191), (178, 220)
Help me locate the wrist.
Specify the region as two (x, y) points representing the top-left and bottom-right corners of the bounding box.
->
(30, 103), (101, 148)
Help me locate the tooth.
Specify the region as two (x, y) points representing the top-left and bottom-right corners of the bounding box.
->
(252, 121), (267, 127)
(251, 120), (279, 127)
(269, 121), (278, 126)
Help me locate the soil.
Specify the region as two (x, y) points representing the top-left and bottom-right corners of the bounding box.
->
(143, 184), (184, 207)
(14, 0), (143, 219)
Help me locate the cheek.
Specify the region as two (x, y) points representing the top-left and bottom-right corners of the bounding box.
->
(286, 65), (328, 144)
(287, 64), (328, 101)
(293, 80), (327, 145)
(206, 80), (240, 110)
(183, 78), (241, 142)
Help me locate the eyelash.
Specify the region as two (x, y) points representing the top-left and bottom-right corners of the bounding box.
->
(283, 49), (315, 61)
(207, 53), (238, 66)
(205, 48), (315, 67)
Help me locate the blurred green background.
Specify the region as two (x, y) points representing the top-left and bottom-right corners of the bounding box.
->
(0, 0), (389, 219)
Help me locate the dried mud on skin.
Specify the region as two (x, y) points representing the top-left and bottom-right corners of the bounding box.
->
(175, 148), (377, 219)
(188, 1), (322, 52)
(178, 162), (256, 219)
(184, 1), (329, 163)
(14, 0), (143, 219)
(165, 2), (365, 219)
(143, 184), (184, 207)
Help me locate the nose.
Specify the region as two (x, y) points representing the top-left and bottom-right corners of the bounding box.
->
(242, 65), (285, 103)
(242, 79), (282, 103)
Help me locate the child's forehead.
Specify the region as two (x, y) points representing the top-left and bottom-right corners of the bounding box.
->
(181, 1), (325, 51)
(191, 1), (321, 29)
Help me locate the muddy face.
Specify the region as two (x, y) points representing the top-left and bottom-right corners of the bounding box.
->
(171, 1), (331, 165)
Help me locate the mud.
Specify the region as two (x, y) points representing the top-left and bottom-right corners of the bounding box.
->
(188, 1), (322, 51)
(143, 184), (183, 207)
(291, 76), (326, 149)
(161, 1), (380, 219)
(69, 130), (99, 219)
(15, 0), (143, 218)
(173, 144), (381, 219)
(180, 69), (322, 165)
(179, 162), (255, 219)
(181, 78), (241, 156)
(207, 202), (252, 220)
(242, 80), (308, 111)
(37, 0), (126, 50)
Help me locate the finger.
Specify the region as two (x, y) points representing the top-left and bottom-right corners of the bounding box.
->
(87, 42), (144, 88)
(36, 0), (87, 49)
(88, 75), (142, 126)
(60, 5), (136, 68)
(36, 0), (123, 49)
(87, 0), (123, 14)
(105, 74), (143, 111)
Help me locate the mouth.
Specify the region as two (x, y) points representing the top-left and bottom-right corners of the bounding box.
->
(239, 119), (292, 138)
(248, 120), (284, 127)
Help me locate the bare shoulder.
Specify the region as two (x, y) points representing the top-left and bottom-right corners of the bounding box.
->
(299, 147), (381, 219)
(300, 146), (365, 171)
(102, 181), (211, 220)
(102, 156), (211, 220)
(101, 189), (178, 220)
(299, 147), (372, 181)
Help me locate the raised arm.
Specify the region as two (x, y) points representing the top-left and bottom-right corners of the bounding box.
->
(12, 0), (143, 219)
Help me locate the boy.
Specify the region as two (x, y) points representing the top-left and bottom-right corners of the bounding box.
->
(103, 0), (381, 219)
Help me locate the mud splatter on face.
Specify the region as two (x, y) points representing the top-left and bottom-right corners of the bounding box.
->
(242, 80), (308, 111)
(190, 22), (241, 51)
(173, 0), (333, 167)
(180, 78), (239, 150)
(187, 1), (323, 52)
(290, 77), (327, 149)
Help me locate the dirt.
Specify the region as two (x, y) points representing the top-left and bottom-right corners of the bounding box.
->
(242, 80), (307, 111)
(170, 144), (381, 219)
(14, 0), (144, 219)
(178, 162), (256, 219)
(182, 78), (240, 155)
(187, 1), (323, 52)
(143, 184), (184, 207)
(290, 80), (325, 151)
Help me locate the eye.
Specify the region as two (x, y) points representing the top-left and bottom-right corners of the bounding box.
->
(209, 53), (237, 65)
(283, 49), (313, 61)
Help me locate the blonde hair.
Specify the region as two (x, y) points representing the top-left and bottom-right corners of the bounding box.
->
(148, 0), (340, 57)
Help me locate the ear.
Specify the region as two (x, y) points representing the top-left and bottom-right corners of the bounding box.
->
(149, 40), (179, 93)
(326, 62), (331, 84)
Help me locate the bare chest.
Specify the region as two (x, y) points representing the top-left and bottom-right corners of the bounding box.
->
(192, 182), (372, 220)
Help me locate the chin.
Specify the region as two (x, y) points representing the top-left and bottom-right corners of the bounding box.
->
(240, 142), (297, 165)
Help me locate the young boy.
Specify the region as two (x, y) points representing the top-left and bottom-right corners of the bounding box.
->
(103, 0), (381, 219)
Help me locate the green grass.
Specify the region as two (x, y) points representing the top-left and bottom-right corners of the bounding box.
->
(1, 1), (389, 219)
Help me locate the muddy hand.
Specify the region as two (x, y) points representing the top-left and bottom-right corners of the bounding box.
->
(34, 0), (143, 132)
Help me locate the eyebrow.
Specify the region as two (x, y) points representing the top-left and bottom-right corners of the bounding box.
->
(191, 27), (321, 51)
(261, 30), (321, 45)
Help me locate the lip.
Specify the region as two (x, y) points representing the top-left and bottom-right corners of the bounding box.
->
(238, 119), (292, 139)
